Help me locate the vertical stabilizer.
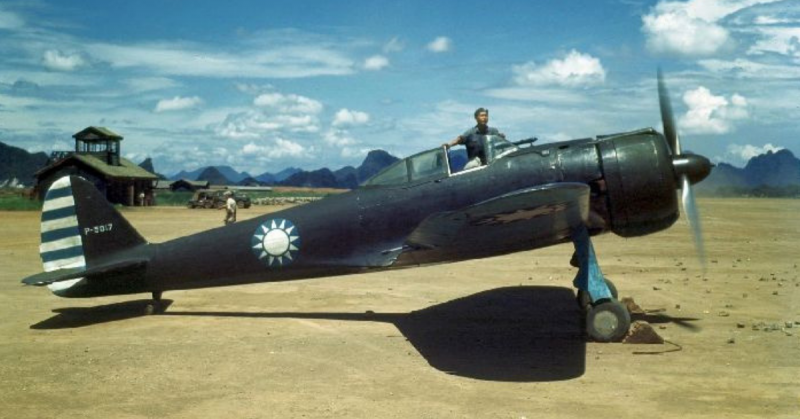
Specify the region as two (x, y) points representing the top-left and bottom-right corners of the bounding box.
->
(38, 176), (148, 295)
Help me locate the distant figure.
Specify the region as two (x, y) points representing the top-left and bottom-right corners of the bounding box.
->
(443, 107), (505, 170)
(146, 191), (154, 206)
(138, 191), (145, 207)
(224, 191), (237, 225)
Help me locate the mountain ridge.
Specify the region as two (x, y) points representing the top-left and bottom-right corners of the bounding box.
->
(1, 140), (798, 191)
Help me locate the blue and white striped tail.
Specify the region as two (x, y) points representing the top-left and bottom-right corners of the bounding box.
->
(40, 177), (86, 293)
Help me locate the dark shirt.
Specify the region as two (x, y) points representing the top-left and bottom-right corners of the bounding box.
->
(460, 125), (502, 164)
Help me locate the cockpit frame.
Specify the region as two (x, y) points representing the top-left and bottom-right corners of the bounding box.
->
(362, 135), (518, 188)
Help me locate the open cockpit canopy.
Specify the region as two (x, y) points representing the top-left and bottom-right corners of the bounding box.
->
(363, 134), (518, 187)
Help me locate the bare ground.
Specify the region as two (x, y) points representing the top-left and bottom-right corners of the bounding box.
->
(0, 199), (798, 419)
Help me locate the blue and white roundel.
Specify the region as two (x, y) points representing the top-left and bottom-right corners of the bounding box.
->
(251, 219), (300, 267)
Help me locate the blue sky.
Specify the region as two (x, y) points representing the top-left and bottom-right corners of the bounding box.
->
(1, 0), (798, 176)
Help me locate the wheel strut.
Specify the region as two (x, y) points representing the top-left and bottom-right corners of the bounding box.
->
(571, 225), (630, 342)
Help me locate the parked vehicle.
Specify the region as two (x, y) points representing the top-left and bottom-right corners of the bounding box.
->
(186, 189), (251, 209)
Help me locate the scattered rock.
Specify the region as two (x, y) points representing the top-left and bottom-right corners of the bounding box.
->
(736, 322), (746, 328)
(727, 337), (735, 344)
(718, 311), (730, 317)
(623, 321), (665, 344)
(785, 322), (794, 329)
(620, 297), (645, 314)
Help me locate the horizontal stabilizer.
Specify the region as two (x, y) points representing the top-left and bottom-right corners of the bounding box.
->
(22, 258), (148, 286)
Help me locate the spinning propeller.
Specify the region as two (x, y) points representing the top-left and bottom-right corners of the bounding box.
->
(658, 70), (713, 269)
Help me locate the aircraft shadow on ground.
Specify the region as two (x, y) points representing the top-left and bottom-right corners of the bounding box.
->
(30, 299), (174, 330)
(175, 286), (588, 382)
(34, 286), (595, 382)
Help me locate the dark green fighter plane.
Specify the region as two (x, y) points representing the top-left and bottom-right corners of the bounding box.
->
(23, 74), (712, 342)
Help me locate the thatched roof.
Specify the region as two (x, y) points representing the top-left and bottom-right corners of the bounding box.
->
(36, 153), (157, 180)
(72, 126), (123, 141)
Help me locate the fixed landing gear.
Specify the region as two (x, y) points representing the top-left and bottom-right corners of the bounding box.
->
(145, 290), (165, 315)
(586, 300), (631, 342)
(571, 227), (631, 342)
(576, 278), (618, 309)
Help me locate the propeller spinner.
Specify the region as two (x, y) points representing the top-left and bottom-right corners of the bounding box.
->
(657, 70), (713, 269)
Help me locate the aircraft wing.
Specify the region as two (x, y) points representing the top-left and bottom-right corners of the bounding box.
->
(400, 183), (590, 263)
(22, 258), (148, 286)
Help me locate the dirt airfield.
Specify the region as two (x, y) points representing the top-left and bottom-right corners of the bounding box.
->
(1, 198), (798, 419)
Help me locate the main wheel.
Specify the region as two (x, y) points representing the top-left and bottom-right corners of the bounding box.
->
(586, 300), (631, 342)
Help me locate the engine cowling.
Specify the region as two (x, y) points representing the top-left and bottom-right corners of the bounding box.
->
(597, 129), (679, 237)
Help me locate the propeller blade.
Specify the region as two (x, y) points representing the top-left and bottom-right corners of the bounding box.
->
(658, 69), (680, 155)
(681, 175), (706, 271)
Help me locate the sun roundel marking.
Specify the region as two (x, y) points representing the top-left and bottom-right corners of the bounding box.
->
(251, 219), (301, 267)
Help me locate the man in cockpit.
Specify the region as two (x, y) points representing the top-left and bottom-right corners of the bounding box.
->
(443, 107), (506, 170)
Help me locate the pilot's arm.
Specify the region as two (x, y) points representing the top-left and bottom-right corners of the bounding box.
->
(442, 135), (463, 149)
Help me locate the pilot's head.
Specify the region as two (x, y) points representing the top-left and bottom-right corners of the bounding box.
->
(474, 108), (489, 126)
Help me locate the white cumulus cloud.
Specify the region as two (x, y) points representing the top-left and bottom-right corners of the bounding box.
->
(427, 36), (452, 53)
(253, 92), (323, 114)
(154, 96), (203, 112)
(217, 111), (320, 138)
(333, 108), (370, 127)
(723, 143), (784, 164)
(364, 55), (389, 70)
(641, 0), (783, 56)
(242, 138), (305, 159)
(42, 50), (86, 71)
(512, 50), (606, 87)
(680, 86), (749, 134)
(323, 129), (357, 147)
(216, 91), (324, 139)
(748, 26), (800, 56)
